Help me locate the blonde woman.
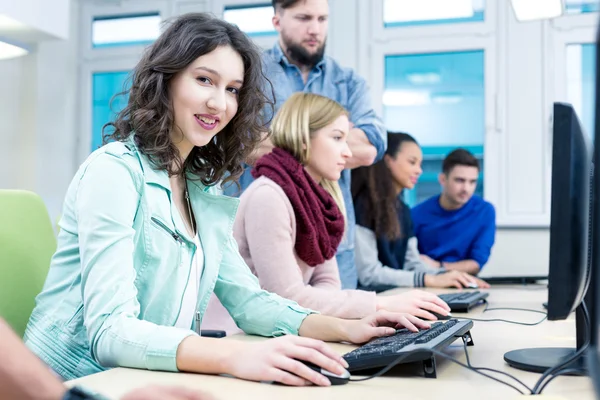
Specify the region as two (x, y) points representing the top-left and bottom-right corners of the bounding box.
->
(203, 93), (449, 333)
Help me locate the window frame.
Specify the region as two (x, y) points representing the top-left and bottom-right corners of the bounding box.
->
(80, 0), (170, 61)
(211, 0), (278, 49)
(371, 0), (496, 41)
(223, 2), (277, 38)
(91, 12), (162, 50)
(78, 57), (140, 163)
(542, 14), (597, 228)
(549, 20), (596, 113)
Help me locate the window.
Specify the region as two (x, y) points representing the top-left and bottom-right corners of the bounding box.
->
(92, 13), (161, 48)
(383, 0), (485, 28)
(384, 50), (485, 206)
(567, 43), (596, 138)
(565, 0), (600, 15)
(92, 71), (130, 151)
(223, 4), (275, 37)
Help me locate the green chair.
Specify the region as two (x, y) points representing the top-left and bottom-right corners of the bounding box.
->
(0, 190), (56, 337)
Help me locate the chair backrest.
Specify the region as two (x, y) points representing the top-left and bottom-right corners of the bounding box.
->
(0, 190), (56, 337)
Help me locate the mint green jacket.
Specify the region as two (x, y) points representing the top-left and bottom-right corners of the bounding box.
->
(24, 139), (314, 380)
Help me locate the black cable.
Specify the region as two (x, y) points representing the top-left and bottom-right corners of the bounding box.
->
(482, 299), (490, 312)
(484, 307), (547, 315)
(462, 315), (547, 326)
(348, 351), (413, 382)
(533, 301), (590, 394)
(427, 348), (526, 395)
(536, 367), (587, 393)
(462, 336), (534, 394)
(463, 338), (471, 366)
(459, 300), (548, 325)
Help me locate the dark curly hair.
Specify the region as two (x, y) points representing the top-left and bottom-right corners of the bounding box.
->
(103, 12), (273, 187)
(352, 132), (418, 240)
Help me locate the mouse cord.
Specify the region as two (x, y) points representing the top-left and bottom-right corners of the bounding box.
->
(461, 315), (547, 326)
(461, 300), (548, 326)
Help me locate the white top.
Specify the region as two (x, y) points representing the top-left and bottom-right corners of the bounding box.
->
(174, 234), (204, 329)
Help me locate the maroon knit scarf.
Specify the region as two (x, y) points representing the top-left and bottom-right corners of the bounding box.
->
(252, 148), (345, 266)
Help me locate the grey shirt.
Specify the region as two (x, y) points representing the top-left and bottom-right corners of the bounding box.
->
(355, 225), (446, 289)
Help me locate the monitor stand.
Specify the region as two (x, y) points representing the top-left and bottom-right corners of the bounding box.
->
(503, 303), (588, 375)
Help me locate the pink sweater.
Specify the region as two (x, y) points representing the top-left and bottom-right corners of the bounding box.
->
(201, 176), (377, 333)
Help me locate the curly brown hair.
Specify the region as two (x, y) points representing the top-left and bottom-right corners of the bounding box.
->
(103, 12), (273, 187)
(351, 132), (418, 240)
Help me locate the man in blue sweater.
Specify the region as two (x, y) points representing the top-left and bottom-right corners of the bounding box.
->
(411, 149), (496, 275)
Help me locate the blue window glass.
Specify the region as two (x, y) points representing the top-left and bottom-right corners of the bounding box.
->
(565, 0), (600, 14)
(92, 71), (130, 151)
(92, 13), (160, 48)
(567, 43), (596, 139)
(223, 4), (276, 37)
(384, 50), (485, 207)
(384, 0), (485, 28)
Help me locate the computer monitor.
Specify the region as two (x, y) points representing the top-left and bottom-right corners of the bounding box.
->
(586, 17), (600, 395)
(504, 102), (593, 374)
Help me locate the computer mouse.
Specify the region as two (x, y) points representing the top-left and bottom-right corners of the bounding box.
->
(466, 282), (479, 289)
(297, 360), (350, 385)
(431, 312), (453, 320)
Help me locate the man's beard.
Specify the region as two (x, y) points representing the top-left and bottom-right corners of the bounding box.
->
(284, 39), (326, 68)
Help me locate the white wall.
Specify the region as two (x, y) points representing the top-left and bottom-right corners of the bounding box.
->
(0, 0), (70, 41)
(0, 55), (36, 190)
(0, 0), (79, 221)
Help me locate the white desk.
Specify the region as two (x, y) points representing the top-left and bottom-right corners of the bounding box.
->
(71, 285), (594, 400)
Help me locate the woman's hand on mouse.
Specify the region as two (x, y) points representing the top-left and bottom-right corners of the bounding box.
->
(375, 289), (451, 321)
(341, 310), (431, 344)
(425, 271), (490, 289)
(224, 335), (347, 387)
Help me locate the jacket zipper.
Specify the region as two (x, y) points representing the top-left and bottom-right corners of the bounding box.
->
(195, 311), (201, 335)
(151, 217), (184, 244)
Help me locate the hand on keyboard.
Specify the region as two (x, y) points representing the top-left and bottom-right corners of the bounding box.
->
(424, 270), (490, 289)
(342, 310), (431, 344)
(375, 290), (451, 321)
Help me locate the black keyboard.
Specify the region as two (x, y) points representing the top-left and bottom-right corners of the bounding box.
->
(438, 290), (489, 312)
(342, 318), (473, 378)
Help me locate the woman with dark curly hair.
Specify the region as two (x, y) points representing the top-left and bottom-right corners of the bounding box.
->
(352, 132), (490, 292)
(24, 13), (430, 387)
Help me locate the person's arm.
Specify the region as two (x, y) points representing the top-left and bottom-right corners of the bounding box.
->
(0, 319), (66, 400)
(176, 310), (430, 387)
(403, 237), (447, 275)
(76, 153), (197, 372)
(354, 225), (426, 288)
(345, 127), (378, 170)
(345, 72), (387, 169)
(308, 257), (344, 289)
(226, 184), (376, 319)
(440, 260), (480, 275)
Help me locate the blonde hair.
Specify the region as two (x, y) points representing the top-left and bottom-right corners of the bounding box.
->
(270, 92), (349, 223)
